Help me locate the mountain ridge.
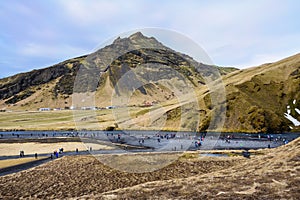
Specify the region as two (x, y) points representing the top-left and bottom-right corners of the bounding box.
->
(0, 32), (235, 107)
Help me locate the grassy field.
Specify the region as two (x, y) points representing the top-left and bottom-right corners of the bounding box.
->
(0, 152), (239, 199)
(0, 137), (116, 156)
(0, 138), (299, 199)
(0, 157), (47, 169)
(0, 109), (118, 131)
(0, 141), (114, 156)
(0, 102), (194, 131)
(0, 110), (75, 131)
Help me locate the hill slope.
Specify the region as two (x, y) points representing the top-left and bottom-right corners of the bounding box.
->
(221, 53), (300, 132)
(139, 53), (300, 133)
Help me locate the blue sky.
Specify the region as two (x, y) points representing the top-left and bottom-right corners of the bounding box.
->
(0, 0), (299, 78)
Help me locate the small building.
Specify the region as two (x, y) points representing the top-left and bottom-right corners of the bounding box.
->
(106, 106), (116, 109)
(142, 101), (153, 107)
(69, 106), (76, 110)
(39, 108), (51, 111)
(81, 106), (97, 110)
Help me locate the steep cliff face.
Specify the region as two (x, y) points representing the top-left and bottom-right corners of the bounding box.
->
(0, 56), (86, 105)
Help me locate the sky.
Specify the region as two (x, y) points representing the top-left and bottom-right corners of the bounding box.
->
(0, 0), (299, 78)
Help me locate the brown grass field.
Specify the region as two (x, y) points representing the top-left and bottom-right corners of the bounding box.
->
(0, 138), (299, 199)
(0, 141), (114, 157)
(0, 157), (47, 169)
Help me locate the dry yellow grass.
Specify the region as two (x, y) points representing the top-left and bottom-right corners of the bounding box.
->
(0, 141), (115, 156)
(97, 152), (190, 173)
(0, 157), (47, 169)
(0, 152), (238, 199)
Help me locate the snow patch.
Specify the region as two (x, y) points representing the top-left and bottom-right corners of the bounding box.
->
(293, 99), (296, 104)
(295, 108), (300, 115)
(284, 113), (300, 126)
(289, 126), (293, 129)
(287, 109), (291, 114)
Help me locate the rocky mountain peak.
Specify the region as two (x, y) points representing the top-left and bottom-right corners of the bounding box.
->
(112, 32), (147, 44)
(128, 31), (146, 40)
(111, 32), (163, 50)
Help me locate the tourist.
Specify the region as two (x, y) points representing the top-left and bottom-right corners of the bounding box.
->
(284, 140), (288, 145)
(20, 150), (24, 158)
(242, 150), (250, 158)
(35, 153), (38, 159)
(198, 140), (201, 147)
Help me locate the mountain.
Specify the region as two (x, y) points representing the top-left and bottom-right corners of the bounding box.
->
(0, 32), (235, 109)
(0, 32), (299, 133)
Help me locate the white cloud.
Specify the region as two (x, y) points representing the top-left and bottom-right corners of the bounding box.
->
(18, 42), (90, 58)
(226, 33), (300, 68)
(236, 52), (294, 68)
(1, 0), (300, 77)
(57, 0), (124, 26)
